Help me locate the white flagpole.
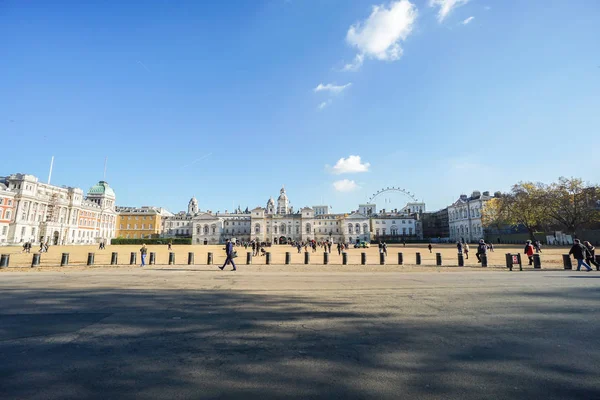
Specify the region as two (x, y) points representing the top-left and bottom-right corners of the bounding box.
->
(47, 156), (54, 185)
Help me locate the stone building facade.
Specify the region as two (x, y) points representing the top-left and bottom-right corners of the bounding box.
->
(448, 191), (494, 243)
(0, 174), (117, 245)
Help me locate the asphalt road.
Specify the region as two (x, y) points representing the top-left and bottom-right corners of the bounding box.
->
(1, 267), (599, 399)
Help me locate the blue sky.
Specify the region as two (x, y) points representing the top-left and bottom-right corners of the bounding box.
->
(1, 0), (599, 214)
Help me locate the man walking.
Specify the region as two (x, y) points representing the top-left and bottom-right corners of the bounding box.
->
(219, 238), (237, 271)
(524, 240), (535, 265)
(140, 244), (147, 267)
(583, 241), (599, 270)
(569, 239), (592, 271)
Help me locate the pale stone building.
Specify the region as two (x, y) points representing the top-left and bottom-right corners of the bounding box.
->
(448, 191), (494, 243)
(0, 174), (117, 245)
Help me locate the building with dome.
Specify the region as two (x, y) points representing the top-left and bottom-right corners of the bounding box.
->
(0, 173), (118, 245)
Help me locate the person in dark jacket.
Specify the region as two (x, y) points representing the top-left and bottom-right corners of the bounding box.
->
(140, 244), (147, 267)
(476, 239), (487, 263)
(583, 241), (599, 270)
(569, 239), (592, 271)
(456, 242), (463, 254)
(219, 239), (236, 271)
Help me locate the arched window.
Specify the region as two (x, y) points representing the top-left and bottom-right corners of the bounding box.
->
(255, 224), (260, 234)
(203, 225), (209, 234)
(280, 224), (286, 234)
(196, 226), (201, 234)
(211, 224), (216, 234)
(355, 223), (360, 234)
(306, 223), (311, 234)
(348, 224), (353, 234)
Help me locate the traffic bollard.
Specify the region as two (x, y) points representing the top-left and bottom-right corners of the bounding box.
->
(266, 252), (271, 265)
(188, 252), (194, 265)
(398, 252), (403, 265)
(61, 253), (69, 266)
(169, 252), (175, 265)
(342, 252), (348, 265)
(111, 252), (118, 265)
(207, 252), (213, 265)
(285, 252), (291, 265)
(304, 251), (310, 264)
(130, 252), (137, 265)
(87, 252), (95, 266)
(562, 254), (572, 270)
(0, 254), (9, 268)
(246, 252), (252, 265)
(481, 254), (488, 267)
(379, 252), (385, 265)
(31, 253), (40, 267)
(361, 252), (366, 265)
(458, 253), (464, 267)
(324, 252), (329, 265)
(416, 252), (421, 265)
(532, 253), (541, 269)
(595, 255), (600, 271)
(436, 253), (442, 266)
(149, 252), (156, 265)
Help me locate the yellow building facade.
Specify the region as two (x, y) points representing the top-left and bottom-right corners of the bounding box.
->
(116, 207), (170, 239)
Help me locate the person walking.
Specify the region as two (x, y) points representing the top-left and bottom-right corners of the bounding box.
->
(327, 241), (332, 253)
(524, 240), (535, 265)
(297, 242), (302, 253)
(140, 244), (148, 267)
(464, 243), (469, 260)
(569, 239), (592, 271)
(219, 238), (237, 271)
(383, 242), (388, 256)
(168, 241), (172, 251)
(428, 243), (433, 253)
(534, 241), (542, 253)
(337, 242), (342, 255)
(583, 241), (599, 270)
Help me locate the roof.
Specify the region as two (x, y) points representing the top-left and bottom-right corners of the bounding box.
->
(88, 181), (115, 198)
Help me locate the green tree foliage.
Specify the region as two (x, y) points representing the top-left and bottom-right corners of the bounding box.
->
(545, 177), (600, 234)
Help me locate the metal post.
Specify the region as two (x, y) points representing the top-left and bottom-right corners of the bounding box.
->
(379, 252), (385, 265)
(595, 255), (600, 271)
(481, 254), (488, 267)
(188, 252), (194, 265)
(562, 254), (572, 270)
(324, 252), (329, 265)
(436, 253), (442, 266)
(361, 252), (366, 265)
(130, 252), (137, 265)
(458, 253), (464, 267)
(285, 252), (291, 265)
(517, 253), (523, 271)
(87, 252), (95, 266)
(266, 252), (271, 265)
(397, 252), (403, 265)
(416, 252), (421, 265)
(246, 252), (252, 265)
(304, 251), (310, 264)
(207, 252), (213, 265)
(532, 254), (541, 269)
(31, 253), (40, 267)
(0, 254), (9, 268)
(169, 252), (175, 265)
(342, 252), (348, 265)
(111, 252), (118, 265)
(149, 252), (155, 265)
(60, 253), (69, 266)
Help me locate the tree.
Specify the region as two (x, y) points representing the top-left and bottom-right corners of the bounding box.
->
(545, 177), (600, 235)
(485, 182), (550, 241)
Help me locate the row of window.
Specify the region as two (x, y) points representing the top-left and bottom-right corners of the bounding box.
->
(0, 198), (14, 206)
(119, 224), (154, 230)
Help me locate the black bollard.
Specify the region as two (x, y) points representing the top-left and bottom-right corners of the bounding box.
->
(111, 252), (118, 265)
(458, 253), (464, 267)
(562, 254), (572, 270)
(207, 252), (213, 265)
(379, 252), (385, 265)
(130, 252), (137, 265)
(0, 254), (9, 268)
(31, 253), (40, 267)
(266, 252), (271, 265)
(416, 252), (421, 265)
(246, 252), (252, 265)
(149, 252), (156, 265)
(342, 252), (348, 265)
(361, 252), (366, 265)
(169, 252), (175, 265)
(436, 253), (442, 266)
(505, 253), (513, 271)
(596, 255), (600, 271)
(188, 252), (194, 265)
(61, 253), (69, 266)
(481, 254), (488, 267)
(285, 252), (291, 265)
(532, 254), (541, 269)
(398, 252), (403, 265)
(87, 252), (95, 266)
(304, 251), (310, 264)
(324, 252), (329, 265)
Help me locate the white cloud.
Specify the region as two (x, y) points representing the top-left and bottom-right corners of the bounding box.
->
(331, 155), (371, 174)
(318, 100), (332, 110)
(429, 0), (469, 22)
(314, 83), (352, 94)
(462, 16), (474, 24)
(333, 179), (359, 192)
(344, 0), (417, 71)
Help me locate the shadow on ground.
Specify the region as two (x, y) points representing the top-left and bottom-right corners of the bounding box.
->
(0, 285), (599, 399)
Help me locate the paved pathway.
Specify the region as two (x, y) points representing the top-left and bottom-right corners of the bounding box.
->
(1, 268), (599, 399)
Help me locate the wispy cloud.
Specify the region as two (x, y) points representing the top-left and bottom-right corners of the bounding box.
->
(314, 83), (352, 94)
(318, 100), (332, 110)
(429, 0), (470, 22)
(462, 16), (474, 24)
(343, 0), (417, 71)
(333, 179), (359, 192)
(330, 155), (371, 174)
(137, 60), (150, 72)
